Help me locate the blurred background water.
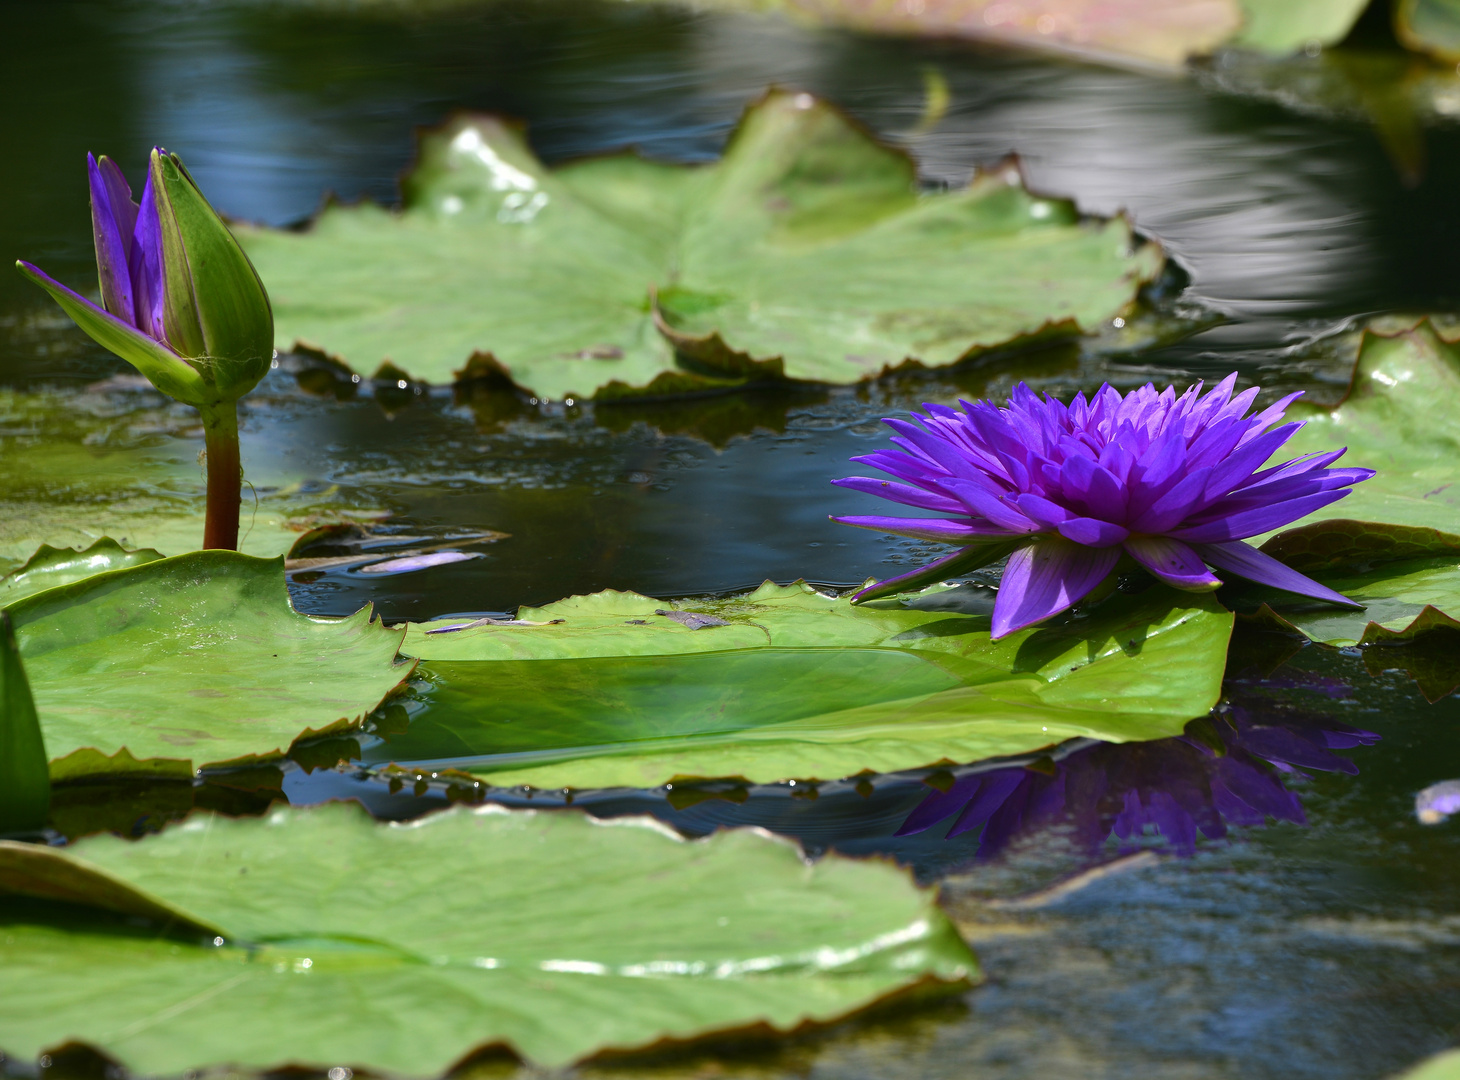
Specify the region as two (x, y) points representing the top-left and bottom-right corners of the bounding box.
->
(4, 2), (1460, 1078)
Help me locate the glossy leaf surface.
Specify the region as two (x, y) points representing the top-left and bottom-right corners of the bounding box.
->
(387, 581), (1233, 788)
(7, 552), (410, 778)
(1278, 319), (1460, 537)
(0, 802), (974, 1074)
(0, 539), (163, 608)
(0, 387), (370, 564)
(237, 91), (1161, 398)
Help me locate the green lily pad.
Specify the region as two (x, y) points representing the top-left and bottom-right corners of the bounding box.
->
(1223, 319), (1460, 645)
(1392, 1048), (1460, 1080)
(383, 580), (1233, 789)
(1275, 318), (1460, 537)
(236, 91), (1162, 399)
(0, 539), (163, 608)
(6, 551), (411, 779)
(0, 801), (975, 1074)
(0, 387), (372, 563)
(1234, 0), (1371, 53)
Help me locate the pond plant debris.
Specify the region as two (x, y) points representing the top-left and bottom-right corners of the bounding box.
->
(834, 375), (1374, 635)
(15, 149), (275, 551)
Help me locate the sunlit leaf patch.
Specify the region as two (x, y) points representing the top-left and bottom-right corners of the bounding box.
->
(237, 91), (1162, 399)
(0, 802), (974, 1074)
(7, 551), (410, 780)
(386, 580), (1233, 789)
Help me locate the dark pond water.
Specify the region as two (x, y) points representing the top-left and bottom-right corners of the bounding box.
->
(5, 1), (1460, 1078)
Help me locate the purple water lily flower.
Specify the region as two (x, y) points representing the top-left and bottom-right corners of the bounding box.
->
(832, 378), (1374, 638)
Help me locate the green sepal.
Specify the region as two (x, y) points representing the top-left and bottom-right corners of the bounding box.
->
(155, 152), (274, 402)
(14, 260), (212, 406)
(851, 539), (1024, 604)
(0, 611), (49, 835)
(149, 151), (208, 363)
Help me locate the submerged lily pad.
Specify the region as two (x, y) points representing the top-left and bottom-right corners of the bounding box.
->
(0, 802), (974, 1074)
(386, 581), (1233, 789)
(237, 91), (1162, 399)
(7, 552), (410, 779)
(0, 387), (371, 563)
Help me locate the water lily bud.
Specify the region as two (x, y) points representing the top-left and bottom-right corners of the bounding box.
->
(16, 148), (273, 408)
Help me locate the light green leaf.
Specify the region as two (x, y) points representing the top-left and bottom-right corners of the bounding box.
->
(0, 801), (974, 1074)
(1234, 0), (1370, 53)
(237, 91), (1162, 399)
(0, 539), (164, 608)
(6, 551), (411, 778)
(1277, 319), (1460, 539)
(384, 581), (1232, 789)
(1391, 1048), (1460, 1079)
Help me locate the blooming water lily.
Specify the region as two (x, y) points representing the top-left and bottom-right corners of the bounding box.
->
(834, 377), (1374, 637)
(16, 150), (273, 550)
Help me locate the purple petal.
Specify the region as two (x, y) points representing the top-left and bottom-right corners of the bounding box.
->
(831, 515), (1006, 544)
(129, 166), (167, 342)
(850, 540), (1021, 605)
(1201, 422), (1302, 500)
(831, 476), (966, 515)
(1129, 466), (1213, 534)
(991, 536), (1121, 638)
(1167, 489), (1352, 543)
(1123, 535), (1221, 591)
(1057, 517), (1129, 547)
(1192, 540), (1362, 608)
(88, 153), (137, 324)
(941, 478), (1040, 533)
(1015, 492), (1072, 528)
(1059, 453), (1128, 519)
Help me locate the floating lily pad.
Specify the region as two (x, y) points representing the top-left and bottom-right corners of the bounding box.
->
(0, 802), (975, 1074)
(0, 539), (163, 608)
(236, 91), (1162, 399)
(384, 581), (1232, 789)
(1279, 319), (1460, 537)
(6, 552), (411, 779)
(0, 387), (371, 563)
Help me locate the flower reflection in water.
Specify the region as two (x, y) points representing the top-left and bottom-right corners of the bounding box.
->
(897, 709), (1380, 857)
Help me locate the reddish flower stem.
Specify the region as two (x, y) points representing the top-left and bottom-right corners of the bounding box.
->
(200, 401), (241, 551)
